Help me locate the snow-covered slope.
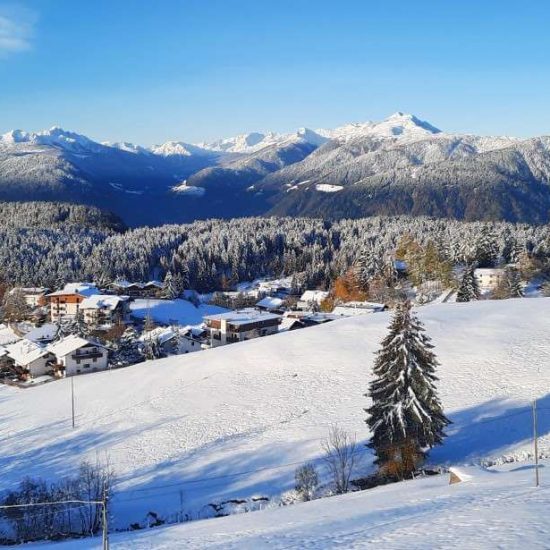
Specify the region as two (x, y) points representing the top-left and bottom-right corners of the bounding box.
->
(1, 299), (550, 531)
(24, 460), (550, 549)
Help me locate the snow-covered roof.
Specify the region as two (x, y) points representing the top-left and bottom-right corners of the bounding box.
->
(140, 327), (177, 346)
(144, 280), (163, 288)
(256, 296), (284, 309)
(336, 301), (386, 309)
(0, 324), (21, 346)
(299, 290), (329, 303)
(9, 287), (49, 295)
(47, 283), (99, 297)
(80, 294), (127, 310)
(111, 280), (138, 289)
(5, 339), (50, 365)
(203, 308), (281, 326)
(47, 335), (104, 357)
(24, 323), (58, 343)
(279, 317), (303, 332)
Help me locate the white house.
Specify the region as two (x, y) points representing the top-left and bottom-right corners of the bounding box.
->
(140, 326), (206, 355)
(79, 294), (131, 328)
(203, 308), (281, 347)
(474, 268), (506, 291)
(9, 287), (50, 308)
(5, 339), (53, 379)
(47, 283), (99, 322)
(332, 301), (387, 317)
(297, 290), (329, 310)
(47, 335), (108, 376)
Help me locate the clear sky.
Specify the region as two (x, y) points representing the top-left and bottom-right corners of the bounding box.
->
(1, 0), (550, 145)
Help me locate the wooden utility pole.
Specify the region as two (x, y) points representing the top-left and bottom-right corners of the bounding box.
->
(71, 376), (75, 429)
(533, 399), (540, 487)
(102, 483), (109, 550)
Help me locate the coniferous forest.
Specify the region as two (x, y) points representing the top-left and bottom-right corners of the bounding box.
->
(2, 201), (550, 291)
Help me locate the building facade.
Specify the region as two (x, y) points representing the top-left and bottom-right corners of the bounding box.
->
(203, 308), (281, 347)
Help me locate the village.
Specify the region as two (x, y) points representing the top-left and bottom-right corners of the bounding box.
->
(0, 262), (522, 387)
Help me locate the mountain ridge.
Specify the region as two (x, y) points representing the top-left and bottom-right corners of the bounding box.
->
(1, 113), (550, 226)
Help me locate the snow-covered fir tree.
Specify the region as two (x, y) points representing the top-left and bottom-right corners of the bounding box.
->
(456, 265), (480, 302)
(110, 327), (144, 367)
(162, 271), (180, 300)
(366, 301), (450, 478)
(354, 245), (382, 290)
(504, 267), (524, 298)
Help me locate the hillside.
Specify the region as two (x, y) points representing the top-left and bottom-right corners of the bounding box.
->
(3, 115), (550, 225)
(21, 461), (550, 548)
(1, 298), (550, 533)
(0, 201), (125, 232)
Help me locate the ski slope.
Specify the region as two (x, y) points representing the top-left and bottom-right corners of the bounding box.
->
(21, 461), (550, 549)
(1, 299), (550, 531)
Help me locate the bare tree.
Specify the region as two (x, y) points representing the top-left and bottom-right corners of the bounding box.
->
(294, 462), (319, 501)
(321, 425), (360, 494)
(74, 458), (115, 536)
(2, 288), (30, 323)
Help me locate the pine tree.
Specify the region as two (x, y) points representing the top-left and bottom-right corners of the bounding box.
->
(505, 267), (524, 298)
(366, 301), (450, 479)
(474, 226), (498, 267)
(354, 246), (381, 291)
(162, 271), (182, 300)
(456, 265), (480, 302)
(111, 327), (145, 367)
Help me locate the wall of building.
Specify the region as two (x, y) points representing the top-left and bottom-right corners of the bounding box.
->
(27, 355), (52, 378)
(63, 347), (108, 376)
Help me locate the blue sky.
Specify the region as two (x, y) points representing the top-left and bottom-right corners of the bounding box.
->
(1, 0), (550, 145)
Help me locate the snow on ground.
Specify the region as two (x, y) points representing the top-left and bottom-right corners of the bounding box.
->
(22, 461), (550, 549)
(315, 183), (344, 192)
(1, 299), (550, 532)
(129, 298), (227, 325)
(171, 182), (206, 196)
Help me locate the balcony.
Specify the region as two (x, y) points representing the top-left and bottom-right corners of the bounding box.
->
(71, 350), (104, 360)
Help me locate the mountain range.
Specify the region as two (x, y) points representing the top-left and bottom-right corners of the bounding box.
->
(2, 113), (550, 226)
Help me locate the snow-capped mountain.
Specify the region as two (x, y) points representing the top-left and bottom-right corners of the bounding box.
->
(0, 127), (106, 154)
(197, 127), (327, 154)
(1, 113), (550, 226)
(150, 141), (215, 157)
(316, 111), (441, 142)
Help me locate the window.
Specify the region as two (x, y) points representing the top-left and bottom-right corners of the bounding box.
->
(84, 364), (90, 368)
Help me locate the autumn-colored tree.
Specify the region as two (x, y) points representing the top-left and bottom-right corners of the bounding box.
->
(333, 269), (367, 302)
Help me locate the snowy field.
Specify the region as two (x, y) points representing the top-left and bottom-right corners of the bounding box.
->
(1, 298), (550, 536)
(21, 460), (550, 549)
(129, 298), (227, 325)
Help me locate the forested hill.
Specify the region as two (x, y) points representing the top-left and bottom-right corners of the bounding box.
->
(1, 215), (550, 292)
(0, 201), (125, 232)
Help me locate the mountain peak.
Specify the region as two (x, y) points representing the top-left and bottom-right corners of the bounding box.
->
(385, 112), (441, 134)
(317, 112), (441, 142)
